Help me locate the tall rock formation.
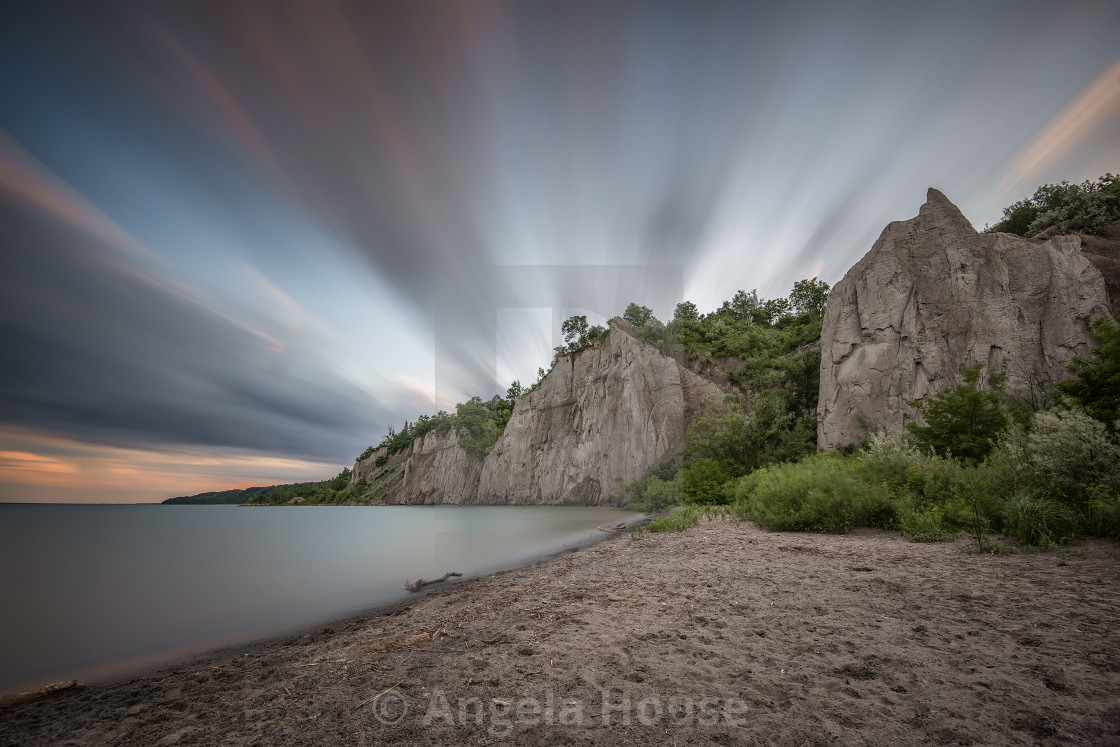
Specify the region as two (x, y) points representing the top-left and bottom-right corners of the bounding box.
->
(351, 320), (727, 506)
(475, 320), (725, 504)
(817, 188), (1111, 449)
(397, 429), (481, 504)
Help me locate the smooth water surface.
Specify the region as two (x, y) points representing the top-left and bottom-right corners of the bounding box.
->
(0, 504), (639, 694)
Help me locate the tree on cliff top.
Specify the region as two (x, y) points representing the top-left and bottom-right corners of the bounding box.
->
(985, 174), (1119, 237)
(623, 303), (654, 328)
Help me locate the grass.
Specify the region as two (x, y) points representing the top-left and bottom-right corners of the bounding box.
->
(647, 505), (701, 533)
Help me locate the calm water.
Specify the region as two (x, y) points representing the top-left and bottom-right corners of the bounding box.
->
(0, 504), (639, 694)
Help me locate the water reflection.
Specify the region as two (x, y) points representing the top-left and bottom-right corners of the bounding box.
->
(0, 504), (640, 693)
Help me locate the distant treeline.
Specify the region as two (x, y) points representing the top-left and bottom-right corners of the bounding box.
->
(163, 481), (327, 506)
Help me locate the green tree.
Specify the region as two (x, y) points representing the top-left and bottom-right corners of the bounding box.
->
(673, 301), (700, 323)
(682, 458), (733, 505)
(506, 380), (523, 405)
(906, 364), (1008, 464)
(755, 297), (791, 326)
(329, 468), (352, 491)
(788, 278), (830, 317)
(559, 315), (607, 353)
(720, 289), (761, 321)
(562, 315), (589, 346)
(1054, 315), (1120, 431)
(683, 390), (803, 483)
(986, 174), (1120, 237)
(454, 396), (499, 460)
(623, 303), (654, 328)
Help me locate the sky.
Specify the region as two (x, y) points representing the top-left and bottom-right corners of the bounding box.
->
(1, 0), (1118, 503)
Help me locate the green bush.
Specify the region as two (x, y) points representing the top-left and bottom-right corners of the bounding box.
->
(1085, 490), (1120, 540)
(990, 408), (1120, 508)
(858, 432), (922, 491)
(682, 458), (734, 505)
(906, 364), (1008, 465)
(985, 174), (1120, 237)
(619, 463), (684, 511)
(1002, 493), (1079, 548)
(731, 456), (893, 533)
(897, 499), (953, 542)
(1054, 314), (1120, 432)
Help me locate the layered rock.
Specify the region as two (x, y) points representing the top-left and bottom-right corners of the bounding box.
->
(818, 188), (1111, 449)
(1078, 219), (1120, 307)
(396, 429), (481, 504)
(474, 320), (724, 505)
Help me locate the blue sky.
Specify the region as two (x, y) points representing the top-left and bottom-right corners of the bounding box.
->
(1, 0), (1118, 501)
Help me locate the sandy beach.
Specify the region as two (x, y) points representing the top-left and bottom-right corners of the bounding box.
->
(2, 518), (1118, 745)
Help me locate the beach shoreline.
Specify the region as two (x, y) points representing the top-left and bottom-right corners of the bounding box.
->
(2, 518), (1118, 745)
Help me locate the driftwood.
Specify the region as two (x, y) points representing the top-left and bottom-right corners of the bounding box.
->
(405, 571), (462, 592)
(0, 680), (77, 708)
(597, 522), (627, 533)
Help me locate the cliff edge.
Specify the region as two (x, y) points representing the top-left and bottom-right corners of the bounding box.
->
(817, 188), (1111, 449)
(475, 320), (724, 505)
(352, 319), (725, 506)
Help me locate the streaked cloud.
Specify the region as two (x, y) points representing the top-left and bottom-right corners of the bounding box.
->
(0, 0), (1117, 501)
(1001, 57), (1120, 196)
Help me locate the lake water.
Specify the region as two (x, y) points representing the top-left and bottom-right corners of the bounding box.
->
(0, 504), (640, 695)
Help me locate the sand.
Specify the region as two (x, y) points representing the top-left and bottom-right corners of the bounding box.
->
(2, 518), (1118, 745)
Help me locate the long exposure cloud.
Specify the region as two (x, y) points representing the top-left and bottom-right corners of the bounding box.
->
(0, 1), (1117, 498)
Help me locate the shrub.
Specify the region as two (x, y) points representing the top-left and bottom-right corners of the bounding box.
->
(619, 463), (684, 511)
(1002, 493), (1079, 548)
(985, 174), (1120, 237)
(682, 458), (734, 505)
(731, 456), (893, 533)
(857, 432), (922, 491)
(990, 408), (1120, 508)
(1085, 490), (1120, 540)
(906, 364), (1008, 465)
(896, 499), (953, 542)
(1026, 408), (1120, 505)
(1054, 314), (1120, 432)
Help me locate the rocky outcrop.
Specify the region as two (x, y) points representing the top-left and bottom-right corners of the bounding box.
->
(396, 429), (481, 504)
(351, 447), (387, 485)
(818, 188), (1111, 449)
(349, 321), (722, 506)
(474, 320), (724, 505)
(1078, 219), (1120, 307)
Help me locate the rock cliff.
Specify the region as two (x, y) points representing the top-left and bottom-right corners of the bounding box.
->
(397, 429), (481, 504)
(817, 188), (1111, 449)
(352, 320), (725, 506)
(475, 320), (725, 505)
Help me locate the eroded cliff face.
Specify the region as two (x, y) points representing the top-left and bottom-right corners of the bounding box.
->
(396, 429), (481, 504)
(350, 321), (722, 506)
(475, 321), (724, 505)
(818, 188), (1111, 449)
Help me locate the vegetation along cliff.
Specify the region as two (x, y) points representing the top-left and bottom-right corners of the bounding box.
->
(191, 173), (1116, 529)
